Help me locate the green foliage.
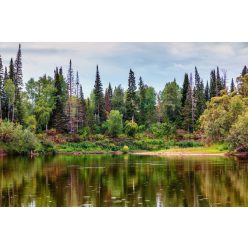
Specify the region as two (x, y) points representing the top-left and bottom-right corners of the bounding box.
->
(124, 120), (138, 137)
(177, 140), (203, 148)
(200, 93), (246, 143)
(161, 80), (182, 124)
(0, 121), (40, 154)
(121, 145), (129, 153)
(25, 115), (37, 132)
(106, 110), (123, 137)
(150, 122), (176, 138)
(227, 110), (248, 151)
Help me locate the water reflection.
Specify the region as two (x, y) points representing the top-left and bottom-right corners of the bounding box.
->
(0, 155), (248, 207)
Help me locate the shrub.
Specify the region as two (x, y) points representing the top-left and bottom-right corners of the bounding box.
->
(106, 110), (123, 137)
(177, 140), (203, 148)
(150, 122), (176, 138)
(0, 121), (40, 154)
(124, 120), (138, 137)
(122, 145), (129, 153)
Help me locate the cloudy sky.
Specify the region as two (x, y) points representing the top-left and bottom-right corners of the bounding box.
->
(0, 42), (247, 97)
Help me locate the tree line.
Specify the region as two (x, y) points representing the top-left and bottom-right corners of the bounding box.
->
(0, 44), (247, 139)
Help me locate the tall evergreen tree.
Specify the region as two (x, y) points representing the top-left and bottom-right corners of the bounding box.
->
(241, 65), (248, 76)
(78, 84), (86, 129)
(108, 82), (113, 105)
(125, 69), (137, 121)
(14, 44), (24, 124)
(94, 65), (105, 124)
(230, 78), (235, 92)
(181, 73), (189, 107)
(215, 66), (222, 96)
(49, 67), (69, 132)
(205, 81), (210, 101)
(104, 88), (111, 114)
(0, 55), (3, 119)
(210, 69), (216, 98)
(194, 67), (205, 120)
(138, 76), (146, 124)
(67, 60), (74, 133)
(183, 73), (195, 132)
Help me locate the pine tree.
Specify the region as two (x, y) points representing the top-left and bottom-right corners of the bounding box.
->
(14, 44), (24, 124)
(67, 60), (74, 133)
(49, 67), (69, 132)
(9, 58), (15, 81)
(94, 65), (105, 124)
(181, 73), (189, 107)
(125, 69), (137, 121)
(230, 78), (235, 92)
(0, 55), (3, 119)
(210, 69), (216, 98)
(108, 82), (113, 106)
(78, 84), (86, 128)
(104, 88), (111, 114)
(205, 81), (210, 101)
(194, 67), (205, 120)
(75, 71), (80, 132)
(112, 85), (125, 115)
(183, 73), (195, 132)
(2, 67), (8, 119)
(138, 76), (146, 124)
(216, 66), (222, 96)
(241, 65), (248, 76)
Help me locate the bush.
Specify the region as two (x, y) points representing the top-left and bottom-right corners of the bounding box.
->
(177, 140), (203, 148)
(124, 120), (138, 137)
(227, 110), (248, 151)
(150, 122), (176, 138)
(122, 145), (129, 153)
(0, 121), (40, 154)
(106, 110), (123, 137)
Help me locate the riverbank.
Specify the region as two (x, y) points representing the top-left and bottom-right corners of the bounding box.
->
(132, 146), (229, 156)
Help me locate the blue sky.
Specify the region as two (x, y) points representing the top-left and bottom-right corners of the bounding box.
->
(0, 42), (247, 97)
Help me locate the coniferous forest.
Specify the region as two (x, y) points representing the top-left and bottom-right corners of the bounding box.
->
(0, 44), (248, 155)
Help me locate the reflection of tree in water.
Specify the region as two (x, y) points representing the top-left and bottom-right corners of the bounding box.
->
(0, 155), (248, 206)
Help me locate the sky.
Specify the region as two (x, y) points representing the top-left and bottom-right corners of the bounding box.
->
(0, 42), (247, 97)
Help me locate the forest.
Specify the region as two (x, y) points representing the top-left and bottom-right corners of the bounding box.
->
(0, 44), (248, 155)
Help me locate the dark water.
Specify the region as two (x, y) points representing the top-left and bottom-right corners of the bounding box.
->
(0, 154), (248, 207)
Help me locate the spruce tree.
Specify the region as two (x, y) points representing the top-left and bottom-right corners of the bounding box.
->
(78, 84), (86, 128)
(210, 69), (216, 98)
(216, 66), (222, 96)
(0, 55), (3, 119)
(194, 67), (205, 120)
(108, 82), (113, 106)
(104, 88), (111, 114)
(14, 44), (24, 124)
(230, 78), (235, 92)
(183, 73), (194, 132)
(205, 81), (210, 101)
(94, 65), (105, 124)
(181, 73), (189, 107)
(138, 76), (146, 124)
(67, 60), (74, 132)
(49, 67), (69, 132)
(125, 69), (137, 121)
(241, 65), (248, 76)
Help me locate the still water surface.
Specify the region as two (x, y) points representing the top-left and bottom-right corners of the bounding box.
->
(0, 154), (248, 207)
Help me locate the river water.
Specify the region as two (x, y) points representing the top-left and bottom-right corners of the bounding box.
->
(0, 154), (247, 207)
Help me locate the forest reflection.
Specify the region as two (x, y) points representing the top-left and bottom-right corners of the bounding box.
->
(0, 155), (247, 207)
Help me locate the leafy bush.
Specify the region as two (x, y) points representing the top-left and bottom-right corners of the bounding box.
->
(122, 145), (129, 153)
(124, 120), (138, 137)
(227, 110), (248, 151)
(106, 110), (123, 137)
(177, 140), (203, 148)
(0, 121), (40, 154)
(150, 122), (176, 138)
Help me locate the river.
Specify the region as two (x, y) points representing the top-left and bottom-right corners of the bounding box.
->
(0, 154), (247, 207)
